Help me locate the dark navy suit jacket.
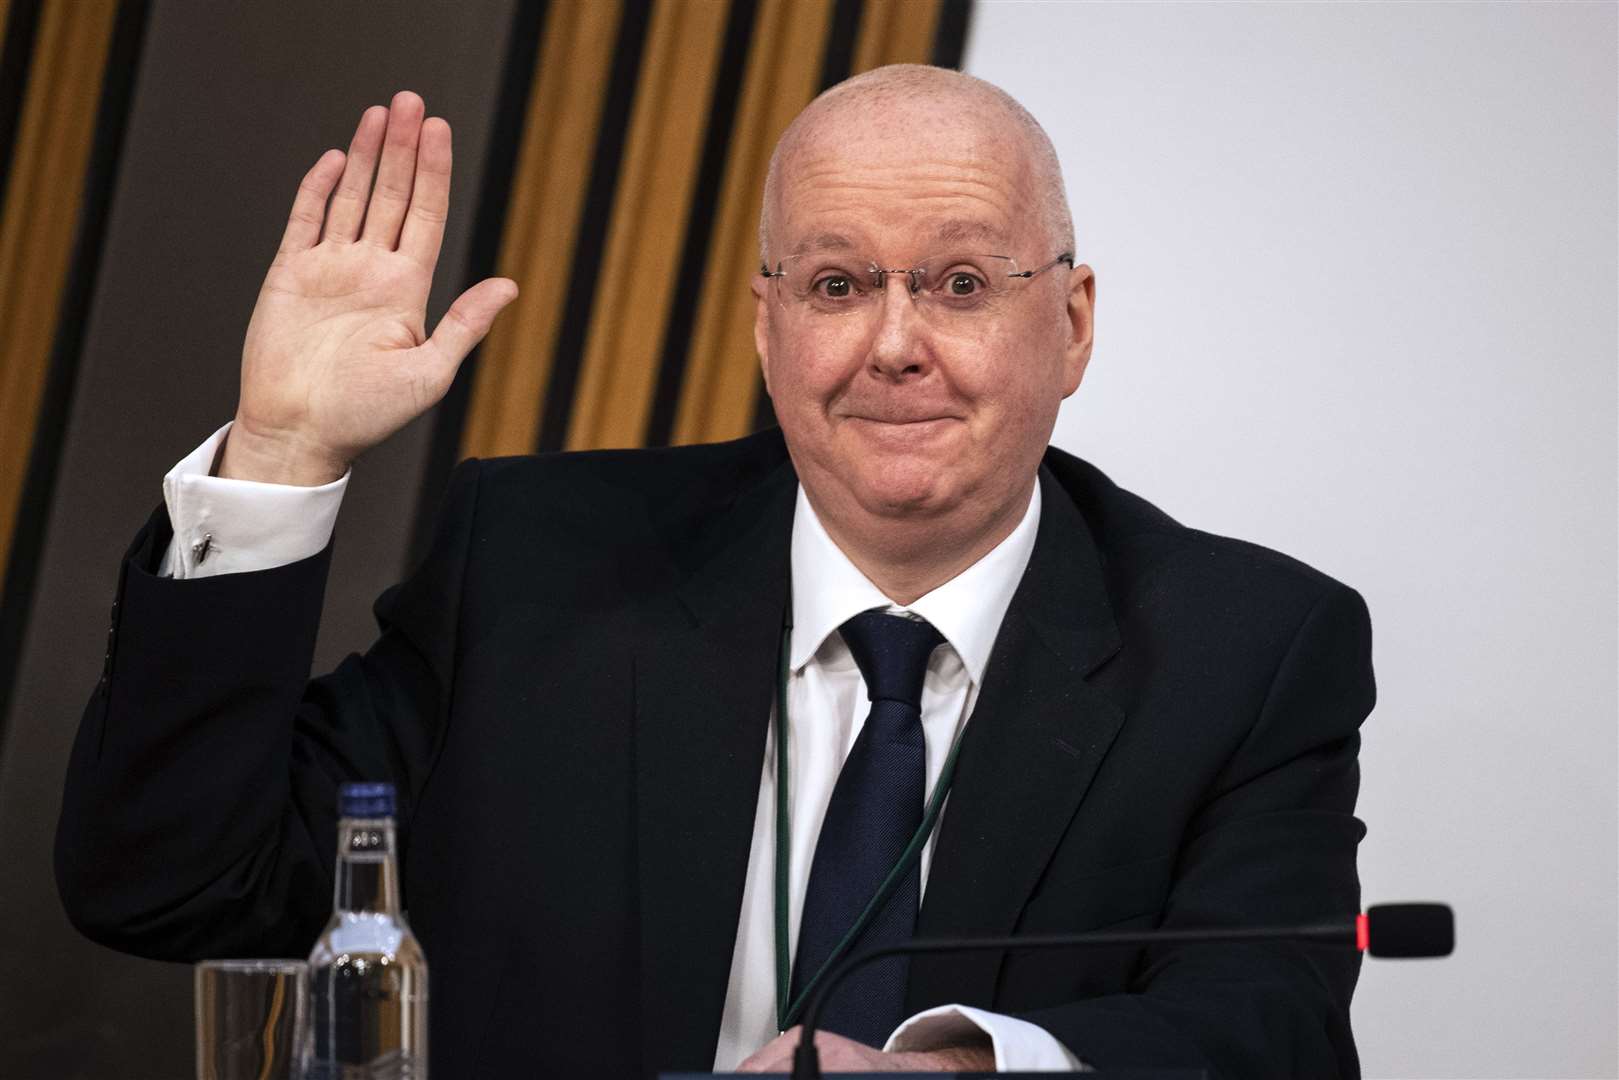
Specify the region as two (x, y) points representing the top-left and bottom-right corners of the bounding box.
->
(57, 429), (1373, 1078)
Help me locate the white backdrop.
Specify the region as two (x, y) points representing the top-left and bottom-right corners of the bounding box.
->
(964, 3), (1618, 1078)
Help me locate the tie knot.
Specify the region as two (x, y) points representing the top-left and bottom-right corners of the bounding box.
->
(838, 610), (945, 709)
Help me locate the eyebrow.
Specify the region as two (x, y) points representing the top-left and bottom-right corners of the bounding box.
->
(932, 219), (1007, 247)
(785, 220), (1008, 257)
(790, 232), (858, 255)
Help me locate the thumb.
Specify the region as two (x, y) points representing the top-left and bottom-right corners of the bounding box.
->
(424, 276), (519, 369)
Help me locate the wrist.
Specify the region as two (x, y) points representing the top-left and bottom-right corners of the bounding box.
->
(911, 1038), (995, 1072)
(218, 418), (347, 486)
(936, 1043), (996, 1070)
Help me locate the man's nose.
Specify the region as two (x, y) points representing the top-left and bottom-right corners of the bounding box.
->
(866, 274), (930, 379)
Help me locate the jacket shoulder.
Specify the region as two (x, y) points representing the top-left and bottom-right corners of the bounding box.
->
(470, 427), (789, 520)
(416, 429), (791, 603)
(1041, 445), (1360, 619)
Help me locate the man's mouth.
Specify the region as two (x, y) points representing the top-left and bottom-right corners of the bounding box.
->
(843, 415), (963, 440)
(844, 411), (961, 425)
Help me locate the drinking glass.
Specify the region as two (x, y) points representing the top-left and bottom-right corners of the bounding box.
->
(194, 959), (307, 1080)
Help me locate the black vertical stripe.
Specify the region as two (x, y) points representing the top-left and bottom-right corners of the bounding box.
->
(931, 0), (973, 68)
(642, 0), (759, 448)
(750, 358), (776, 431)
(816, 0), (864, 94)
(535, 0), (653, 453)
(748, 366), (778, 431)
(0, 0), (44, 218)
(0, 0), (153, 747)
(410, 0), (550, 569)
(751, 0), (867, 434)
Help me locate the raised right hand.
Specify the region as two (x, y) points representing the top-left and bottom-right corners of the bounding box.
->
(222, 91), (517, 485)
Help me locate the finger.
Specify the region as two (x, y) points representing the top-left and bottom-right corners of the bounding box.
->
(277, 149), (345, 256)
(362, 90), (426, 249)
(399, 116), (452, 270)
(323, 105), (387, 243)
(734, 1049), (787, 1073)
(734, 1031), (790, 1072)
(738, 1026), (803, 1072)
(422, 277), (519, 372)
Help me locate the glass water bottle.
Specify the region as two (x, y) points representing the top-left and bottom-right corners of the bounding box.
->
(303, 782), (428, 1079)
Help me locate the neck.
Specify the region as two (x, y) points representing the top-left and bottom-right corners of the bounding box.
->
(810, 479), (1036, 605)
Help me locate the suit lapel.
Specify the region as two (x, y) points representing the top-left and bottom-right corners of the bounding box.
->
(634, 454), (797, 1072)
(908, 464), (1125, 1012)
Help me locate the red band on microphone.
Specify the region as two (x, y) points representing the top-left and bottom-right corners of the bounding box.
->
(1356, 912), (1370, 952)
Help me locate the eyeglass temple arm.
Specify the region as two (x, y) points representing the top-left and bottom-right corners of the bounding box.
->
(1007, 252), (1075, 279)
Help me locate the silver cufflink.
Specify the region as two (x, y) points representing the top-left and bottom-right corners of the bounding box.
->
(192, 533), (213, 565)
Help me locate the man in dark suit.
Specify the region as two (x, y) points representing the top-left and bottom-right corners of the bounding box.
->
(56, 66), (1372, 1077)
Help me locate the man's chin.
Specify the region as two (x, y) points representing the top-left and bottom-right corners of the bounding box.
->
(787, 428), (969, 521)
(850, 470), (956, 520)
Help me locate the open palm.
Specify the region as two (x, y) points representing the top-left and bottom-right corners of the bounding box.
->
(229, 92), (516, 484)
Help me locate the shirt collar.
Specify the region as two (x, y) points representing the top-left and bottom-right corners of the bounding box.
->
(788, 481), (1043, 685)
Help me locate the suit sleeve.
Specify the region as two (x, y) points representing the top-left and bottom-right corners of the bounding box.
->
(54, 459), (483, 961)
(1016, 582), (1374, 1080)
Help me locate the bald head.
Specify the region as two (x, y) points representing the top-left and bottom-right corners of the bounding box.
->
(759, 65), (1074, 262)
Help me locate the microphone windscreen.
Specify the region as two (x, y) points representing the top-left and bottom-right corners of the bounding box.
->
(1367, 903), (1454, 958)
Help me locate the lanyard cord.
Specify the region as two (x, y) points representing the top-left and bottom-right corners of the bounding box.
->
(772, 620), (968, 1031)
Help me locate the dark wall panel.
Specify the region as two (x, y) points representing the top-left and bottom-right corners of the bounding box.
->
(0, 1), (514, 1074)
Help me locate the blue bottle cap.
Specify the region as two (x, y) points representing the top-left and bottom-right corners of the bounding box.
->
(339, 782), (396, 818)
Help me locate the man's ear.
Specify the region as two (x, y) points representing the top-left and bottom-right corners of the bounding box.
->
(753, 272), (773, 396)
(1061, 263), (1096, 397)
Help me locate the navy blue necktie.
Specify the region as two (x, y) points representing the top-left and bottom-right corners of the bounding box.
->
(790, 609), (944, 1046)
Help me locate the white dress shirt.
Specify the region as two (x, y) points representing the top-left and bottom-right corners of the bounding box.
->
(159, 422), (1086, 1071)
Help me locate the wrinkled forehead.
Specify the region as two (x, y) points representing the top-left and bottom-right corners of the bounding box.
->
(784, 219), (1013, 259)
(768, 105), (1041, 259)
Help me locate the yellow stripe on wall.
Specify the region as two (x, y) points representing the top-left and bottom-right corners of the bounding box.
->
(0, 0), (119, 586)
(670, 0), (835, 447)
(564, 0), (731, 452)
(854, 0), (944, 74)
(458, 0), (623, 461)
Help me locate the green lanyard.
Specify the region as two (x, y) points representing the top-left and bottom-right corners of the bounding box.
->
(772, 621), (968, 1031)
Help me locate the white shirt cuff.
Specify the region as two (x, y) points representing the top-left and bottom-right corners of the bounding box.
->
(886, 1003), (1089, 1071)
(158, 421), (349, 579)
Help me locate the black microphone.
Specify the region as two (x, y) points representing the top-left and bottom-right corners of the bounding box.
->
(789, 903), (1454, 1080)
